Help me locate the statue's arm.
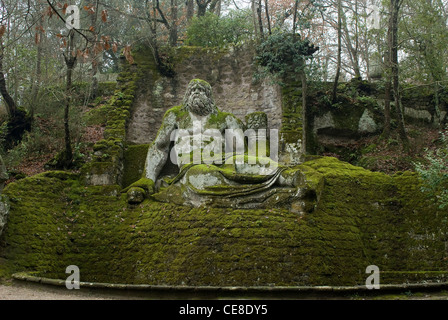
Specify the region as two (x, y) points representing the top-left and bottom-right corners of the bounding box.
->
(224, 115), (245, 158)
(124, 110), (176, 203)
(144, 111), (177, 182)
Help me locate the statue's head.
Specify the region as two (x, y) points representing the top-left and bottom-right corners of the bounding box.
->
(182, 79), (218, 116)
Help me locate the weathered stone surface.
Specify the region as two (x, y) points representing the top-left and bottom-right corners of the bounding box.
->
(139, 79), (311, 209)
(279, 139), (302, 166)
(245, 112), (268, 130)
(0, 155), (7, 192)
(358, 109), (378, 133)
(3, 157), (448, 287)
(127, 187), (146, 204)
(313, 112), (335, 134)
(404, 107), (432, 122)
(0, 195), (8, 238)
(152, 156), (315, 211)
(0, 155), (8, 237)
(126, 46), (283, 145)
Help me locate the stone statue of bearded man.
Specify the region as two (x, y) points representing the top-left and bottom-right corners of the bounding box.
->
(125, 79), (318, 212)
(144, 79), (244, 183)
(182, 78), (218, 116)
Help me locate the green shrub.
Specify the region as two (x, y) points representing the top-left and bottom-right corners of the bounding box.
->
(254, 32), (318, 83)
(415, 127), (448, 209)
(185, 10), (253, 48)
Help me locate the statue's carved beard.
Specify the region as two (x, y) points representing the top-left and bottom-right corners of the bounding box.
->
(183, 88), (217, 116)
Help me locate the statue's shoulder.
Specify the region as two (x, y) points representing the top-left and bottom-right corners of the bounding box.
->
(162, 106), (189, 122)
(209, 110), (244, 129)
(164, 105), (183, 116)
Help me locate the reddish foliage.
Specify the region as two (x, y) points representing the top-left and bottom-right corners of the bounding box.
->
(83, 125), (104, 144)
(357, 125), (441, 174)
(6, 110), (105, 182)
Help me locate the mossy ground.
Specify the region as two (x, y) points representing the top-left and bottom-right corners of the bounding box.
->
(1, 157), (447, 286)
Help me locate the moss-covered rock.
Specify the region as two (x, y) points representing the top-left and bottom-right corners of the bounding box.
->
(245, 112), (268, 130)
(1, 157), (447, 287)
(0, 194), (8, 239)
(0, 155), (8, 238)
(127, 187), (146, 204)
(122, 144), (150, 188)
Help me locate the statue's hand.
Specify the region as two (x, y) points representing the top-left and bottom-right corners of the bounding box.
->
(122, 178), (155, 204)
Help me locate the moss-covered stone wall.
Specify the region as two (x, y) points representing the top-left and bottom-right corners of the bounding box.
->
(80, 52), (153, 186)
(1, 157), (447, 286)
(279, 81), (304, 165)
(126, 45), (283, 145)
(1, 46), (448, 288)
(122, 144), (150, 188)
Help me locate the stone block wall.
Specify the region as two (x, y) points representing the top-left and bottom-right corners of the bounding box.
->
(126, 45), (283, 145)
(84, 48), (448, 186)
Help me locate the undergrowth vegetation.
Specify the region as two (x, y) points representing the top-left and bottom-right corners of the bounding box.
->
(415, 126), (448, 209)
(0, 83), (113, 182)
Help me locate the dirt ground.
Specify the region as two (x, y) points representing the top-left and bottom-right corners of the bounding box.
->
(2, 280), (448, 300)
(0, 281), (145, 300)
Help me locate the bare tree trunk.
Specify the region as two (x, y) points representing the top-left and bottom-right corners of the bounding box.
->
(251, 0), (259, 39)
(390, 0), (409, 148)
(292, 0), (299, 34)
(146, 0), (166, 72)
(341, 9), (361, 79)
(382, 7), (393, 139)
(433, 81), (441, 127)
(30, 12), (44, 118)
(354, 0), (360, 77)
(13, 41), (18, 106)
(256, 0), (264, 38)
(90, 0), (99, 99)
(332, 0), (342, 103)
(30, 43), (42, 117)
(0, 36), (31, 149)
(186, 0), (194, 22)
(65, 64), (73, 165)
(0, 43), (16, 117)
(213, 0), (221, 16)
(170, 0), (178, 46)
(196, 0), (209, 16)
(264, 0), (271, 35)
(62, 31), (76, 168)
(383, 75), (392, 138)
(301, 67), (307, 155)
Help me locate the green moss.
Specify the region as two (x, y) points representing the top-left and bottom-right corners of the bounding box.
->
(122, 177), (155, 195)
(122, 144), (150, 188)
(331, 104), (365, 131)
(81, 162), (116, 175)
(169, 105), (188, 121)
(97, 82), (117, 96)
(84, 107), (108, 126)
(80, 46), (153, 186)
(281, 130), (303, 144)
(245, 112), (268, 131)
(208, 112), (234, 126)
(172, 46), (229, 66)
(189, 78), (212, 87)
(280, 84), (303, 146)
(1, 157), (446, 286)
